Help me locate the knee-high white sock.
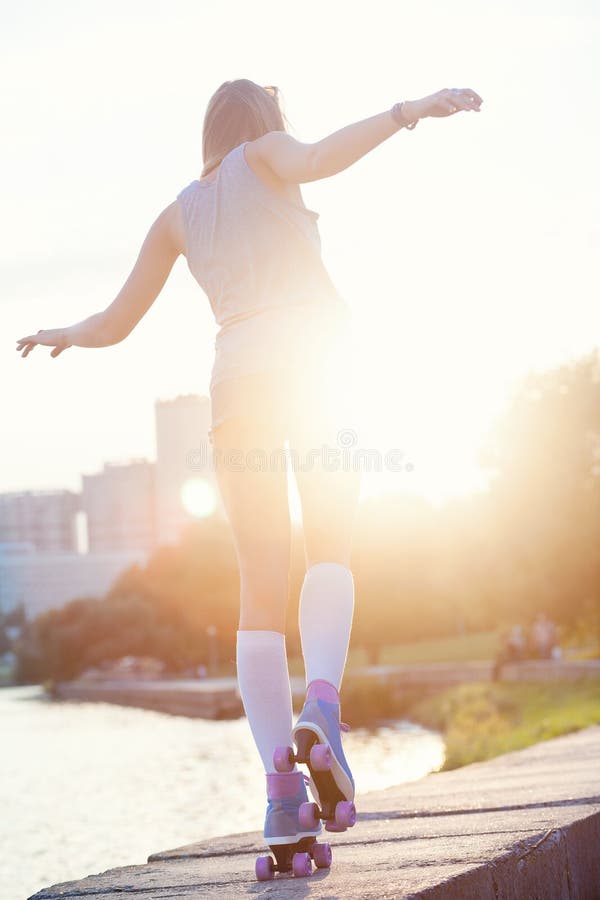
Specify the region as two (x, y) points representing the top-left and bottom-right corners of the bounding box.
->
(298, 562), (355, 691)
(236, 630), (297, 774)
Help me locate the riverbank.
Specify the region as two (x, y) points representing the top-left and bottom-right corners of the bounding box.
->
(30, 725), (600, 898)
(49, 658), (600, 725)
(48, 661), (600, 763)
(408, 678), (600, 769)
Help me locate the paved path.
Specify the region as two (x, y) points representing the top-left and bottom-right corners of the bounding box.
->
(30, 726), (600, 899)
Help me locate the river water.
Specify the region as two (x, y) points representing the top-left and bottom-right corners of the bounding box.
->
(1, 686), (444, 899)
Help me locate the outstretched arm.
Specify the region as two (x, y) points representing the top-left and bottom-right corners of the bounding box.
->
(16, 203), (181, 358)
(253, 87), (483, 184)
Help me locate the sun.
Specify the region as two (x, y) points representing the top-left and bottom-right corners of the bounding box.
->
(180, 478), (218, 518)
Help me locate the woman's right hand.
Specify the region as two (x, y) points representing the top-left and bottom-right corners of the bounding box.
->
(405, 88), (483, 122)
(16, 328), (72, 358)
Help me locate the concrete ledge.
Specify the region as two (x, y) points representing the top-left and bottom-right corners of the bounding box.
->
(30, 726), (600, 898)
(52, 661), (600, 721)
(52, 677), (246, 719)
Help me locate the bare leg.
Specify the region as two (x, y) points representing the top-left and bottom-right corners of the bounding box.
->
(212, 416), (291, 632)
(288, 405), (361, 810)
(212, 416), (296, 775)
(288, 408), (361, 691)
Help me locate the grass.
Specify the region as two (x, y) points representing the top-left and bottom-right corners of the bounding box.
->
(408, 680), (600, 770)
(288, 630), (501, 676)
(289, 629), (597, 677)
(379, 631), (501, 666)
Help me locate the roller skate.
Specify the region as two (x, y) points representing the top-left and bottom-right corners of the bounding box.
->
(254, 770), (333, 880)
(273, 679), (357, 834)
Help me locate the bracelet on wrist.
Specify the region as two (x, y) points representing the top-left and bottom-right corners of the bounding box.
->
(390, 101), (419, 130)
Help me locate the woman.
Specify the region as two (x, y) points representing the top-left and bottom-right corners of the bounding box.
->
(16, 79), (483, 874)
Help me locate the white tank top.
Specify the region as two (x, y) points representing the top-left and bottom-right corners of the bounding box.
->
(176, 140), (352, 392)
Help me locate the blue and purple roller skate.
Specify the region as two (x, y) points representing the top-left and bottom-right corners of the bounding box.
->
(254, 770), (333, 880)
(273, 679), (357, 834)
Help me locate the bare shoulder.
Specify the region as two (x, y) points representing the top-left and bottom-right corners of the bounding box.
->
(247, 131), (317, 185)
(246, 130), (296, 161)
(244, 132), (293, 186)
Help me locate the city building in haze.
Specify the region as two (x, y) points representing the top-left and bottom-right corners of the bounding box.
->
(0, 542), (148, 616)
(0, 489), (79, 552)
(82, 459), (156, 553)
(154, 394), (222, 544)
(0, 393), (222, 616)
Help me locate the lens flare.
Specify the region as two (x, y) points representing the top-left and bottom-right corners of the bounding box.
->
(180, 478), (217, 518)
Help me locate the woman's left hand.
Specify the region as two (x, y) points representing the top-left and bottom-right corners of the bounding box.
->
(16, 328), (72, 358)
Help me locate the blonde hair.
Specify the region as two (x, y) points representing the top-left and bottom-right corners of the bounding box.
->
(201, 79), (292, 177)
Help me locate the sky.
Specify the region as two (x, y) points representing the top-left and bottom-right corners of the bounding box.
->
(2, 0), (599, 506)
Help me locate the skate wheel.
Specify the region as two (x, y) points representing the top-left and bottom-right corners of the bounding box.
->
(325, 820), (347, 832)
(299, 800), (320, 830)
(273, 745), (295, 773)
(292, 850), (312, 878)
(312, 841), (332, 869)
(255, 855), (275, 881)
(309, 742), (332, 771)
(335, 799), (357, 828)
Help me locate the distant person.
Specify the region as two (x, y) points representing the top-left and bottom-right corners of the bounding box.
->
(531, 612), (558, 660)
(492, 623), (526, 680)
(16, 79), (483, 876)
(507, 624), (527, 660)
